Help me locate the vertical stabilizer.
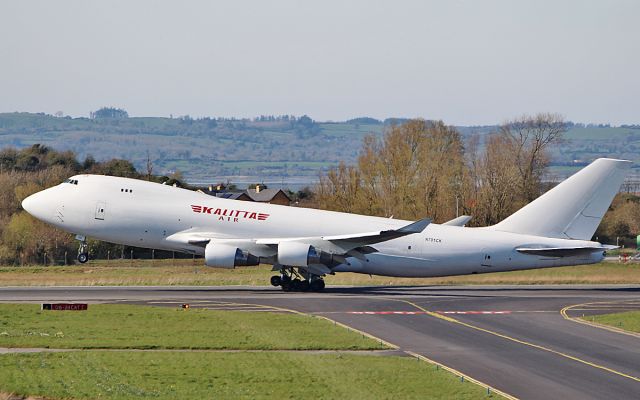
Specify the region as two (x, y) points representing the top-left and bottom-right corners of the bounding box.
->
(491, 158), (632, 240)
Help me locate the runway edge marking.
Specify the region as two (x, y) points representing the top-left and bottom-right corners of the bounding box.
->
(230, 301), (516, 399)
(406, 351), (517, 400)
(397, 299), (640, 384)
(560, 301), (640, 339)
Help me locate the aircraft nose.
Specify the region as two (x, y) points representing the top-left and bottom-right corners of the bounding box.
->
(22, 191), (49, 221)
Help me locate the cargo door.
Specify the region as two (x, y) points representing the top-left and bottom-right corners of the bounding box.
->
(481, 248), (493, 267)
(95, 201), (106, 220)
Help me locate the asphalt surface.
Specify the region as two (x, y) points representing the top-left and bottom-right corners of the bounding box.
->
(1, 284), (639, 400)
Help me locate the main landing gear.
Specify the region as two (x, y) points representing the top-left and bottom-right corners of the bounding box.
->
(76, 235), (89, 264)
(270, 267), (325, 292)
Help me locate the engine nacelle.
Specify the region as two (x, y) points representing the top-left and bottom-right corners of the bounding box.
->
(277, 242), (322, 267)
(204, 243), (259, 269)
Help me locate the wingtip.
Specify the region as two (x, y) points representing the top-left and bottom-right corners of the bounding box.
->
(398, 217), (432, 233)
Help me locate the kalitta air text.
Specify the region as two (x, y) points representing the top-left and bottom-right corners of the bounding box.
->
(191, 205), (269, 222)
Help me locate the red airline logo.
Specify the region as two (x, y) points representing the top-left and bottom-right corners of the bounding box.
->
(191, 205), (269, 222)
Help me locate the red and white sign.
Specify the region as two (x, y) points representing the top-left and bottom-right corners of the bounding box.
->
(41, 303), (88, 311)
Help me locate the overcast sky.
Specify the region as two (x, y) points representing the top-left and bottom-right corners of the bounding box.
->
(1, 1), (638, 125)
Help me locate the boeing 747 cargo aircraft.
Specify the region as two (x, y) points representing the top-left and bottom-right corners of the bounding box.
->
(22, 158), (630, 291)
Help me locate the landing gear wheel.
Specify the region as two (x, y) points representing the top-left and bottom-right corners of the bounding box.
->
(290, 279), (302, 291)
(76, 235), (89, 264)
(270, 275), (282, 287)
(298, 280), (310, 292)
(310, 279), (325, 292)
(77, 253), (89, 264)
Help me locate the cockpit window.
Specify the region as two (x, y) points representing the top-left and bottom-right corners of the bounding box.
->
(63, 179), (79, 185)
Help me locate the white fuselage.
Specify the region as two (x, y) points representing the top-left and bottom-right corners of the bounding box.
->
(23, 175), (605, 277)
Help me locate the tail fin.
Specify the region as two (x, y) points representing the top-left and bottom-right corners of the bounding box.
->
(491, 158), (632, 240)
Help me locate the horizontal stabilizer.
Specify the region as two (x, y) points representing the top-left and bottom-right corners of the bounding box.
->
(516, 245), (616, 257)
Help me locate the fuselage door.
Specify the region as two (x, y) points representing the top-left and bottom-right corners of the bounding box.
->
(95, 201), (106, 220)
(481, 248), (493, 267)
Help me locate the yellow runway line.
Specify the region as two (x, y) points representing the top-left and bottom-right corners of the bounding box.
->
(396, 299), (640, 384)
(406, 351), (518, 400)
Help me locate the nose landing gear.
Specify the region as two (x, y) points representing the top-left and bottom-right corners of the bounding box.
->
(270, 266), (325, 292)
(76, 235), (89, 264)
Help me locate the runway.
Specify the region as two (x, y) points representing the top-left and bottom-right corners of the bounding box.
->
(1, 284), (639, 400)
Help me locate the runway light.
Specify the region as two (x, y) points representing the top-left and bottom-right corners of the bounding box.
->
(182, 304), (190, 309)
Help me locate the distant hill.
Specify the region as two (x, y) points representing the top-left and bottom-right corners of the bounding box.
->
(0, 112), (637, 183)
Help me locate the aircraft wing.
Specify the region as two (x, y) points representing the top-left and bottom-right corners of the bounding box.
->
(516, 245), (616, 257)
(253, 217), (430, 251)
(167, 218), (431, 257)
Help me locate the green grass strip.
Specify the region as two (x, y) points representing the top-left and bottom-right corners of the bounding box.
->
(588, 311), (640, 333)
(0, 351), (497, 399)
(0, 304), (383, 350)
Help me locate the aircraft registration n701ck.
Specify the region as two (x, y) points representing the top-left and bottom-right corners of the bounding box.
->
(22, 158), (631, 291)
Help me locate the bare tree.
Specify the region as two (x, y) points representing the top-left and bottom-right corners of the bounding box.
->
(145, 150), (153, 181)
(473, 134), (521, 225)
(316, 119), (469, 222)
(500, 113), (566, 202)
(316, 162), (362, 213)
(317, 115), (564, 226)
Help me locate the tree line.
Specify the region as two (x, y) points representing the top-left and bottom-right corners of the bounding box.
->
(0, 145), (187, 265)
(316, 114), (639, 246)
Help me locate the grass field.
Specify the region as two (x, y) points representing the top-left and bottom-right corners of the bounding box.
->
(563, 126), (632, 140)
(0, 304), (382, 350)
(0, 259), (638, 286)
(0, 304), (502, 399)
(586, 311), (640, 333)
(0, 351), (496, 400)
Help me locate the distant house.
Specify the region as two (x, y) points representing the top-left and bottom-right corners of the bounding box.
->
(200, 184), (291, 206)
(214, 192), (251, 201)
(243, 187), (291, 206)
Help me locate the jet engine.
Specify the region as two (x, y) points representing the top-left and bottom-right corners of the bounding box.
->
(277, 242), (325, 267)
(204, 243), (259, 269)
